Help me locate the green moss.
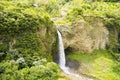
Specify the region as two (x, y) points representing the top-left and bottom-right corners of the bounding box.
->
(68, 50), (111, 63)
(67, 50), (120, 80)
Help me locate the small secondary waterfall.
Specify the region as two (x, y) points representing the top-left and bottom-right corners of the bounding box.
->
(57, 29), (93, 80)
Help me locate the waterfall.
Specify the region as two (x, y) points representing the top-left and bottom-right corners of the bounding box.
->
(57, 29), (93, 80)
(57, 29), (69, 74)
(57, 29), (66, 67)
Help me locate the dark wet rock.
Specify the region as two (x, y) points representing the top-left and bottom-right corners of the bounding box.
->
(66, 58), (80, 71)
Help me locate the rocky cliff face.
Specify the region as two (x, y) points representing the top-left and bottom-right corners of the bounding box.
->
(58, 17), (109, 53)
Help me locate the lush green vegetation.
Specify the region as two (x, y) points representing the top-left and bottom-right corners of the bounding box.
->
(67, 50), (120, 80)
(0, 0), (59, 79)
(58, 0), (120, 61)
(0, 0), (120, 80)
(0, 0), (56, 62)
(0, 60), (60, 80)
(64, 1), (120, 79)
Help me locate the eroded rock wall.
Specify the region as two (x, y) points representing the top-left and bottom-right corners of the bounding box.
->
(58, 17), (109, 52)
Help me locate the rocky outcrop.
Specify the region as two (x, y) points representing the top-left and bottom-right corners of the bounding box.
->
(58, 17), (109, 52)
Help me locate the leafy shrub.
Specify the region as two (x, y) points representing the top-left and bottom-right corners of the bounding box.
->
(0, 61), (60, 80)
(0, 43), (9, 52)
(16, 62), (60, 80)
(104, 13), (120, 61)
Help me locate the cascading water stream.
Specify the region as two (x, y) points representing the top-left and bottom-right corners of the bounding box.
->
(57, 29), (93, 80)
(57, 29), (65, 67)
(57, 29), (70, 74)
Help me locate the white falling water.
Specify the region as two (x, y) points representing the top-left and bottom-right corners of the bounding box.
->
(57, 29), (65, 67)
(57, 29), (93, 80)
(57, 29), (69, 74)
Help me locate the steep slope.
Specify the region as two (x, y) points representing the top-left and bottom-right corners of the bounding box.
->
(0, 0), (57, 63)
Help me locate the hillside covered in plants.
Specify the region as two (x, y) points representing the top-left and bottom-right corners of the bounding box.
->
(0, 0), (120, 80)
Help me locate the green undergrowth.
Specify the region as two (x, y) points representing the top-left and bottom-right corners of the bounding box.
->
(67, 50), (120, 80)
(60, 1), (120, 24)
(0, 61), (60, 80)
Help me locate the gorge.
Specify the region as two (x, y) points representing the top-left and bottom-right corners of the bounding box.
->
(0, 0), (120, 80)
